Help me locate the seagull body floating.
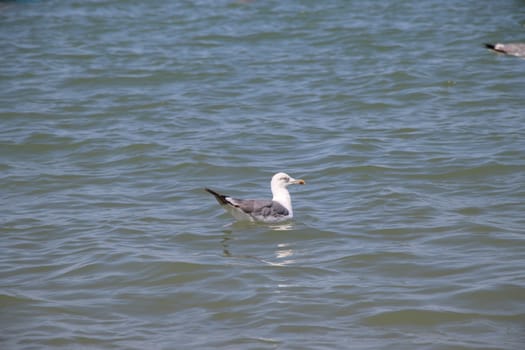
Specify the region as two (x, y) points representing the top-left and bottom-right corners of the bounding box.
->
(205, 172), (305, 223)
(485, 43), (525, 58)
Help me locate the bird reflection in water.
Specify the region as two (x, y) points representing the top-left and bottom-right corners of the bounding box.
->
(220, 226), (297, 266)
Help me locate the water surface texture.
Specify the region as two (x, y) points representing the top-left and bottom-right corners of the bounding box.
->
(1, 1), (525, 349)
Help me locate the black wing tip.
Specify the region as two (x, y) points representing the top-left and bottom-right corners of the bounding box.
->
(205, 188), (230, 205)
(485, 43), (506, 54)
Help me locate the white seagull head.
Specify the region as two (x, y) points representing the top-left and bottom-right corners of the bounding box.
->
(271, 172), (305, 190)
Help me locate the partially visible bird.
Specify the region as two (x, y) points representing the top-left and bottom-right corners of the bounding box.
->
(485, 42), (525, 58)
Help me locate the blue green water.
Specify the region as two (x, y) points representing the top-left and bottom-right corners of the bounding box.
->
(1, 1), (524, 349)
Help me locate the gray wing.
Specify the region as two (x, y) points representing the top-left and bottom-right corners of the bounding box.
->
(485, 43), (525, 57)
(232, 198), (289, 218)
(502, 43), (525, 57)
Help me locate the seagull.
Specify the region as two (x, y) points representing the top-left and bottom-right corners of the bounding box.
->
(205, 172), (305, 223)
(485, 43), (525, 58)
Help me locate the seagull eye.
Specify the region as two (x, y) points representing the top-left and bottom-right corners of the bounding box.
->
(281, 176), (289, 182)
